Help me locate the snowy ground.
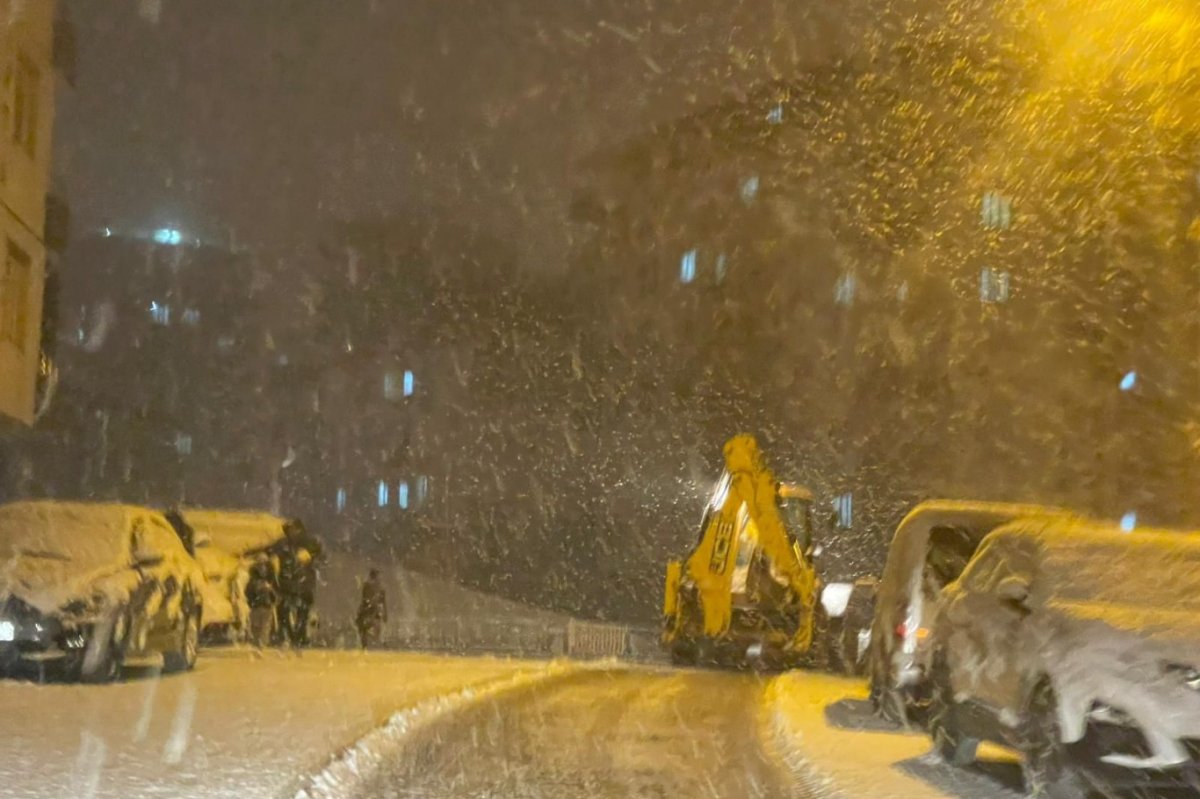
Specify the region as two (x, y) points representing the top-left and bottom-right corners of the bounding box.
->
(354, 666), (808, 799)
(0, 647), (547, 799)
(769, 671), (1023, 799)
(0, 649), (1034, 799)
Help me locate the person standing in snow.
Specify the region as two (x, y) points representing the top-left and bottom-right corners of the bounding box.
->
(277, 519), (322, 648)
(245, 555), (278, 648)
(356, 569), (387, 649)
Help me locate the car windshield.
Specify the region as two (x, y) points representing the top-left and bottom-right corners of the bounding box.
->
(2, 1), (1200, 797)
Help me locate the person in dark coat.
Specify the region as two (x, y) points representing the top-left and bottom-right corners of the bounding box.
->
(245, 555), (278, 648)
(356, 569), (387, 649)
(276, 519), (322, 647)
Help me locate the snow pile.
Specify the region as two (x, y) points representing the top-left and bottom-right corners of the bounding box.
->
(290, 658), (585, 799)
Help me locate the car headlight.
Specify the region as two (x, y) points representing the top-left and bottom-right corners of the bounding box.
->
(1164, 663), (1200, 691)
(0, 620), (14, 642)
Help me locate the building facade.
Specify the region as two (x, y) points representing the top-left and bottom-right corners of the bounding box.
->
(0, 0), (61, 427)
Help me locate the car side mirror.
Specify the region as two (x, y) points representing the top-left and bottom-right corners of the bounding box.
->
(996, 576), (1031, 611)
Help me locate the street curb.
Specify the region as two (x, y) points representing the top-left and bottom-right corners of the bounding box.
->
(286, 659), (606, 799)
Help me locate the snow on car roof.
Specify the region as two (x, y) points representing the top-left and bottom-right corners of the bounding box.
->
(987, 516), (1200, 608)
(892, 499), (1073, 546)
(182, 509), (287, 556)
(0, 500), (141, 567)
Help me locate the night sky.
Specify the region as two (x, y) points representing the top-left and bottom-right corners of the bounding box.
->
(55, 0), (872, 261)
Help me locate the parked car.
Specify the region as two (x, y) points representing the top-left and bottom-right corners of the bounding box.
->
(0, 501), (204, 681)
(177, 509), (289, 643)
(927, 517), (1200, 798)
(190, 533), (249, 643)
(866, 500), (1070, 722)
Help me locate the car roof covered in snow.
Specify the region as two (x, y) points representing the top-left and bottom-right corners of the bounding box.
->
(979, 516), (1200, 608)
(182, 509), (288, 556)
(0, 500), (149, 569)
(881, 500), (1074, 574)
(893, 500), (1072, 544)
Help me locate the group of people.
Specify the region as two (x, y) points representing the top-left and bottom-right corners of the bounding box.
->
(244, 523), (324, 648)
(243, 556), (389, 650)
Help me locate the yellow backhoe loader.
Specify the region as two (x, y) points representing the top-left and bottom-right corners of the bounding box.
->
(662, 434), (826, 668)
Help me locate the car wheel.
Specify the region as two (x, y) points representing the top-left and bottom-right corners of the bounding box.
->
(164, 611), (200, 673)
(1021, 682), (1089, 799)
(928, 657), (978, 766)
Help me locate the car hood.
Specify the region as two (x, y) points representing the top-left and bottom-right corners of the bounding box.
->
(0, 555), (136, 617)
(1045, 600), (1200, 661)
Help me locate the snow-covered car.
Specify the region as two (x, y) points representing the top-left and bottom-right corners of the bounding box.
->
(927, 517), (1200, 798)
(866, 500), (1070, 721)
(180, 509), (289, 642)
(0, 501), (204, 681)
(191, 534), (248, 642)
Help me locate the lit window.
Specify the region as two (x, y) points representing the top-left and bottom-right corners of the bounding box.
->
(833, 492), (853, 529)
(182, 308), (200, 326)
(153, 228), (183, 246)
(834, 272), (856, 306)
(981, 191), (1013, 230)
(980, 267), (1010, 303)
(766, 103), (784, 125)
(679, 249), (697, 284)
(1120, 511), (1137, 532)
(740, 176), (760, 203)
(377, 480), (389, 507)
(336, 488), (347, 513)
(385, 369), (414, 400)
(1120, 371), (1137, 392)
(715, 253), (728, 284)
(417, 475), (429, 504)
(398, 480), (410, 510)
(149, 301), (171, 326)
(174, 432), (192, 456)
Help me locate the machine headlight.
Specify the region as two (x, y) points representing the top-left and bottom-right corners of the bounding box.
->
(0, 620), (14, 642)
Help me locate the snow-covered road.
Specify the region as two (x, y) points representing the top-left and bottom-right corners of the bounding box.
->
(357, 667), (811, 799)
(0, 650), (1030, 799)
(0, 648), (546, 799)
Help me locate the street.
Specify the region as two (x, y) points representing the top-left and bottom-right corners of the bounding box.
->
(0, 648), (545, 799)
(362, 668), (807, 799)
(0, 647), (1037, 799)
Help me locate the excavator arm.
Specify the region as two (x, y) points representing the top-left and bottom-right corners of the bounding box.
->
(670, 434), (820, 652)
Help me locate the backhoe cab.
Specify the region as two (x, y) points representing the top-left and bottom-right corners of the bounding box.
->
(663, 434), (823, 668)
